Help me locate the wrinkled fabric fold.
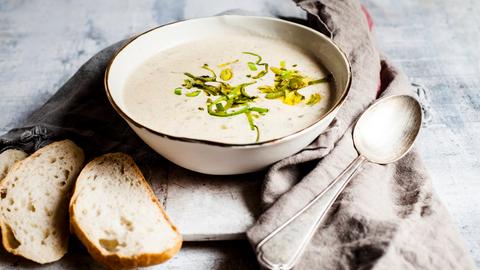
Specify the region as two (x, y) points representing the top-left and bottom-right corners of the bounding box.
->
(247, 1), (475, 269)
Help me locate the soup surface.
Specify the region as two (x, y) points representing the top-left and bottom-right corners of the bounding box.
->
(123, 35), (334, 144)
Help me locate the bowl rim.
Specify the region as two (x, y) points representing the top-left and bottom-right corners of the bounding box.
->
(104, 15), (352, 149)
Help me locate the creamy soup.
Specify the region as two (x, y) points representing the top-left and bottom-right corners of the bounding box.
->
(123, 35), (334, 144)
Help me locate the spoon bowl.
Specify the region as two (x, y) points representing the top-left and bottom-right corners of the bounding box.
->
(353, 95), (422, 164)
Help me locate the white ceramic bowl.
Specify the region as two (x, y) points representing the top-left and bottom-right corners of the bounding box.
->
(105, 15), (351, 175)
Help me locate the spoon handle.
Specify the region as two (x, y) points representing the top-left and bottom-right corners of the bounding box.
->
(256, 155), (366, 270)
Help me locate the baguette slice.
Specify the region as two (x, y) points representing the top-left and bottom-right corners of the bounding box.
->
(0, 140), (84, 263)
(0, 149), (28, 180)
(70, 153), (182, 269)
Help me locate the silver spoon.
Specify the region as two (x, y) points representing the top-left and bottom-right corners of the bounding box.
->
(255, 95), (422, 270)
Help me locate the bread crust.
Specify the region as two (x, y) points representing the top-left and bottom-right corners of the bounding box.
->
(0, 140), (84, 264)
(69, 153), (182, 269)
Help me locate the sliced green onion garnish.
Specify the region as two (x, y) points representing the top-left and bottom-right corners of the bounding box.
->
(258, 86), (274, 93)
(283, 90), (304, 105)
(252, 70), (267, 79)
(308, 74), (333, 85)
(183, 79), (193, 89)
(288, 77), (307, 89)
(245, 111), (255, 130)
(207, 103), (250, 117)
(215, 103), (225, 112)
(270, 67), (282, 75)
(243, 52), (269, 79)
(265, 91), (284, 99)
(260, 63), (330, 105)
(250, 107), (269, 114)
(201, 64), (217, 80)
(247, 62), (258, 71)
(172, 52), (331, 142)
(306, 93), (321, 105)
(253, 125), (260, 142)
(237, 82), (256, 98)
(242, 52), (263, 62)
(245, 111), (261, 142)
(184, 72), (213, 82)
(186, 90), (201, 97)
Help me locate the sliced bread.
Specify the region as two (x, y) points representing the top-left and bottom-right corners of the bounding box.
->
(69, 153), (182, 269)
(0, 140), (84, 264)
(0, 149), (28, 180)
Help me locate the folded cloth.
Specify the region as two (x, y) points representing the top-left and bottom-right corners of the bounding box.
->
(247, 0), (475, 269)
(0, 41), (166, 167)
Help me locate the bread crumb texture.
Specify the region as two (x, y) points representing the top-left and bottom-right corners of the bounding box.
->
(70, 153), (182, 269)
(0, 140), (84, 264)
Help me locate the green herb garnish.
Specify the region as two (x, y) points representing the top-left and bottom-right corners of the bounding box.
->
(245, 111), (257, 138)
(265, 91), (284, 99)
(252, 70), (267, 79)
(308, 74), (333, 85)
(176, 65), (267, 142)
(186, 90), (201, 97)
(284, 90), (305, 105)
(172, 54), (332, 142)
(258, 61), (331, 105)
(201, 64), (216, 80)
(243, 52), (268, 79)
(306, 93), (321, 105)
(247, 62), (258, 71)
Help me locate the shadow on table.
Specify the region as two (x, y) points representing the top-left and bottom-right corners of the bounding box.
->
(0, 236), (259, 270)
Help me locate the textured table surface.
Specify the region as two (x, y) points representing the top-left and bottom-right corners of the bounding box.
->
(0, 0), (478, 269)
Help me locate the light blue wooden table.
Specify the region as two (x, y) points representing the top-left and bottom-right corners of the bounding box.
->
(0, 0), (478, 268)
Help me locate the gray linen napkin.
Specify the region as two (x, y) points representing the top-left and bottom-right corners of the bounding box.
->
(0, 41), (166, 170)
(247, 0), (476, 269)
